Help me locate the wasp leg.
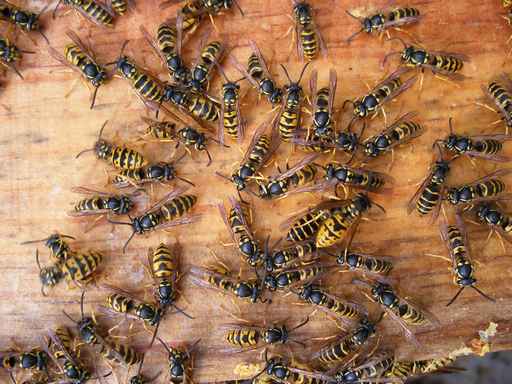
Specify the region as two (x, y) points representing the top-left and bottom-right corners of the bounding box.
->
(424, 253), (451, 262)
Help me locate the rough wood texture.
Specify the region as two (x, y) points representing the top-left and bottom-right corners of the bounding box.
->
(2, 0), (512, 382)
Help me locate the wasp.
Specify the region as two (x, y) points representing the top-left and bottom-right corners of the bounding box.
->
(407, 145), (451, 221)
(295, 284), (366, 322)
(64, 291), (143, 367)
(161, 0), (244, 19)
(22, 232), (75, 261)
(264, 263), (330, 292)
(446, 168), (511, 206)
(344, 68), (416, 130)
(76, 121), (146, 170)
(232, 40), (282, 106)
(218, 318), (309, 353)
(217, 117), (279, 191)
(189, 265), (268, 303)
(277, 63), (309, 142)
(256, 154), (318, 200)
(385, 356), (458, 379)
(316, 193), (386, 249)
(108, 187), (198, 252)
(157, 338), (199, 384)
(280, 200), (346, 243)
(291, 0), (326, 61)
(294, 163), (392, 197)
(362, 111), (424, 159)
(100, 284), (163, 329)
(333, 249), (393, 277)
(0, 349), (47, 373)
(265, 239), (317, 273)
(436, 118), (512, 162)
(68, 186), (139, 231)
(0, 1), (49, 42)
(190, 37), (224, 92)
(383, 38), (467, 82)
(163, 83), (221, 124)
(111, 158), (195, 189)
(35, 248), (103, 296)
(483, 74), (512, 131)
(0, 35), (34, 79)
(147, 244), (193, 318)
(43, 328), (92, 384)
(287, 351), (396, 384)
(439, 214), (495, 306)
(255, 351), (328, 384)
(309, 68), (337, 141)
(345, 7), (421, 43)
(353, 277), (439, 345)
(216, 61), (245, 145)
(218, 196), (263, 268)
(140, 117), (214, 166)
(293, 124), (363, 155)
(53, 0), (114, 28)
(140, 14), (191, 86)
(471, 197), (512, 245)
(311, 316), (381, 366)
(48, 30), (108, 109)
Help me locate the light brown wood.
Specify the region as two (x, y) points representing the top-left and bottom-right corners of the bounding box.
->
(1, 0), (512, 382)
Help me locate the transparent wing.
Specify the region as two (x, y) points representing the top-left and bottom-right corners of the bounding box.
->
(248, 40), (274, 82)
(140, 186), (189, 216)
(65, 30), (99, 63)
(48, 46), (84, 77)
(363, 111), (423, 151)
(47, 329), (79, 367)
(279, 200), (347, 231)
(382, 307), (421, 348)
(406, 169), (434, 215)
(310, 69), (318, 110)
(155, 214), (201, 232)
(452, 168), (512, 191)
(328, 69), (337, 118)
(271, 153), (319, 182)
(139, 24), (170, 71)
(230, 54), (260, 90)
(69, 2), (114, 28)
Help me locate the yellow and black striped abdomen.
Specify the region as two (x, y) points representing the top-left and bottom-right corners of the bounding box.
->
(420, 357), (455, 374)
(100, 341), (142, 365)
(279, 109), (300, 142)
(248, 54), (263, 78)
(447, 226), (466, 256)
(318, 339), (355, 364)
(201, 41), (223, 64)
(160, 195), (197, 222)
(223, 108), (240, 139)
(147, 121), (175, 140)
(248, 135), (271, 164)
(475, 179), (505, 198)
(385, 361), (419, 378)
(300, 25), (318, 61)
(110, 146), (145, 170)
(316, 210), (351, 248)
(431, 55), (463, 73)
(488, 81), (512, 110)
(74, 197), (103, 212)
(474, 139), (502, 155)
(106, 293), (133, 313)
(152, 243), (177, 279)
(64, 44), (87, 66)
(388, 7), (419, 21)
(157, 23), (177, 54)
(61, 251), (102, 282)
(133, 73), (163, 102)
(53, 326), (74, 360)
(291, 165), (317, 186)
(397, 304), (426, 325)
(392, 121), (422, 142)
(376, 78), (401, 100)
(209, 275), (233, 291)
(111, 0), (128, 15)
(226, 328), (259, 347)
(416, 181), (442, 215)
(79, 1), (113, 27)
(187, 94), (219, 122)
(324, 297), (360, 318)
(287, 209), (329, 242)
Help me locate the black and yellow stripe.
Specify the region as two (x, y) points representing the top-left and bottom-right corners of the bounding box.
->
(100, 340), (142, 366)
(187, 92), (220, 122)
(300, 25), (318, 61)
(70, 0), (113, 27)
(160, 195), (197, 222)
(286, 209), (330, 242)
(388, 7), (420, 22)
(337, 252), (393, 275)
(61, 250), (103, 283)
(111, 0), (128, 15)
(226, 329), (259, 347)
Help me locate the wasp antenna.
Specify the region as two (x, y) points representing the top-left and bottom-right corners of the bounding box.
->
(80, 290), (86, 319)
(233, 0), (244, 16)
(38, 30), (50, 45)
(119, 40), (130, 57)
(235, 76), (246, 83)
(13, 65), (24, 80)
(148, 321), (161, 349)
(35, 249), (42, 271)
(345, 10), (360, 20)
(290, 316), (309, 331)
(448, 117), (454, 134)
(346, 29), (363, 44)
(52, 0), (62, 19)
(280, 64), (293, 84)
(446, 286), (464, 306)
(204, 148), (213, 167)
(297, 62), (310, 83)
(62, 310), (78, 324)
(177, 176), (196, 187)
(171, 303), (194, 319)
(75, 148), (94, 159)
(90, 87), (99, 110)
(98, 120), (109, 140)
(189, 338), (201, 354)
(373, 201), (386, 213)
(342, 99), (356, 110)
(157, 337), (172, 354)
(386, 36), (408, 49)
(472, 286), (495, 302)
(381, 51), (401, 69)
(122, 231), (136, 253)
(215, 61), (230, 82)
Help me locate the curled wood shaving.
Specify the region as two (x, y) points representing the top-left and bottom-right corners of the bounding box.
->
(234, 362), (263, 377)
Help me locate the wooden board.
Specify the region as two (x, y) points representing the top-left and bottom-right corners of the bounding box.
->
(2, 0), (512, 382)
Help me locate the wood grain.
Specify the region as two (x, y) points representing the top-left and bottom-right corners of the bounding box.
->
(1, 0), (512, 382)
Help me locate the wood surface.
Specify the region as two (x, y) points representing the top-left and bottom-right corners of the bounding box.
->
(2, 0), (512, 382)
